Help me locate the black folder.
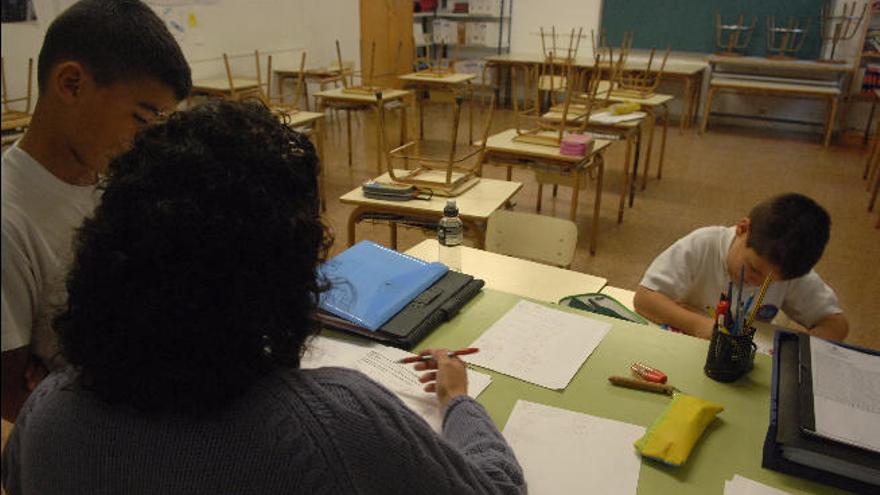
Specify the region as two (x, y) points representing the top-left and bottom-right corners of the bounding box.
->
(762, 332), (880, 494)
(317, 270), (484, 350)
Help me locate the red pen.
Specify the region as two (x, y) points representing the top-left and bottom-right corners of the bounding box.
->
(630, 362), (668, 384)
(397, 348), (480, 364)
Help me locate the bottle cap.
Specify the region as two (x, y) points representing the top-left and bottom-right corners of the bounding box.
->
(443, 199), (458, 217)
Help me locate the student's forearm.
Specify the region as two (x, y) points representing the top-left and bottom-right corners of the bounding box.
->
(808, 313), (849, 342)
(634, 287), (714, 339)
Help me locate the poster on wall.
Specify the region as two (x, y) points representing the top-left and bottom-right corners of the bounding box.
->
(1, 0), (37, 22)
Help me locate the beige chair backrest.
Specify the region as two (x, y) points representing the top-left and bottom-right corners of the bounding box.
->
(485, 210), (578, 268)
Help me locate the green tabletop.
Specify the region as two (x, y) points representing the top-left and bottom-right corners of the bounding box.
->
(413, 289), (843, 495)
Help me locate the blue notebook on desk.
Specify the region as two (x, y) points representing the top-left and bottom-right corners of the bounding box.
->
(318, 241), (448, 331)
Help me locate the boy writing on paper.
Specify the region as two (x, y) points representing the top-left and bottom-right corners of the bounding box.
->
(1, 0), (191, 422)
(633, 193), (848, 341)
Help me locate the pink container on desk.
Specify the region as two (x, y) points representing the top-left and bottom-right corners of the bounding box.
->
(559, 133), (594, 156)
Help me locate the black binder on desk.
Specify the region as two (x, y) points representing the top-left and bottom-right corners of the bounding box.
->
(762, 332), (880, 494)
(317, 270), (484, 350)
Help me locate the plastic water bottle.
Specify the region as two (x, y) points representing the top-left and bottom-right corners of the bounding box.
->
(438, 199), (463, 271)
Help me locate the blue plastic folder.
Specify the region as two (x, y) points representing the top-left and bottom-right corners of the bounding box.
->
(318, 241), (448, 331)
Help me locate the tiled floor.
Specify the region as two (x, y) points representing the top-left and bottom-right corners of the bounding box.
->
(317, 102), (880, 350)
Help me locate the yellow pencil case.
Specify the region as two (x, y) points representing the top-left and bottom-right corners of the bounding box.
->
(610, 102), (641, 115)
(634, 394), (724, 466)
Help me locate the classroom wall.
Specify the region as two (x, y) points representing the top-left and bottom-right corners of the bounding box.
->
(0, 0), (359, 106)
(510, 0), (601, 55)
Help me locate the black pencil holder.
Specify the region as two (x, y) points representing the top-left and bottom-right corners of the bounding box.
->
(704, 324), (757, 383)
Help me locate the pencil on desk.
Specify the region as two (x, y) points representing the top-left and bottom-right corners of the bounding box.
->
(397, 348), (480, 364)
(745, 274), (772, 329)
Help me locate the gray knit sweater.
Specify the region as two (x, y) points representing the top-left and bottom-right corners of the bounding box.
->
(1, 367), (525, 494)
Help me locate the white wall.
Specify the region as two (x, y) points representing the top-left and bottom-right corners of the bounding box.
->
(510, 0), (601, 55)
(0, 0), (359, 103)
(1, 21), (43, 112)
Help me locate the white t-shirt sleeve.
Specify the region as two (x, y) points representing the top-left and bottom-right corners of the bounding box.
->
(639, 231), (704, 302)
(1, 225), (36, 352)
(780, 270), (842, 329)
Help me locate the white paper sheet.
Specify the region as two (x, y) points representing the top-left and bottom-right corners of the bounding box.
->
(589, 111), (647, 125)
(464, 300), (611, 389)
(301, 336), (492, 432)
(724, 475), (791, 495)
(809, 336), (880, 453)
(502, 401), (645, 495)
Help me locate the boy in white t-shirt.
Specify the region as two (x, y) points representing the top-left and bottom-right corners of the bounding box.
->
(1, 0), (191, 422)
(633, 193), (848, 342)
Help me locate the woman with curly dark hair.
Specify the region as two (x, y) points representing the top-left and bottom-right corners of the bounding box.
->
(1, 101), (524, 495)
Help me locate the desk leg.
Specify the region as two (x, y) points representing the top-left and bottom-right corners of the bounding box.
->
(629, 130), (641, 208)
(690, 72), (702, 129)
(536, 181), (543, 213)
(641, 109), (656, 191)
(400, 96), (408, 147)
(570, 167), (581, 223)
(467, 81), (474, 144)
(701, 87), (718, 134)
(863, 98), (877, 149)
(347, 206), (367, 246)
(618, 137), (631, 223)
(870, 164), (880, 212)
(657, 103), (669, 180)
(375, 104), (384, 175)
(590, 155), (604, 256)
(316, 119), (327, 212)
(346, 109), (353, 167)
(419, 90), (425, 139)
(303, 80), (310, 111)
(390, 222), (398, 250)
(680, 77), (692, 134)
(824, 96), (838, 148)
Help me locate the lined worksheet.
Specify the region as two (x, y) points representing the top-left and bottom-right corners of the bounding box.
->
(809, 336), (880, 453)
(301, 335), (492, 432)
(464, 300), (612, 389)
(502, 401), (644, 494)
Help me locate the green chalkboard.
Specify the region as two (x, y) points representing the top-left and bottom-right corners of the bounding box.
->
(600, 0), (825, 59)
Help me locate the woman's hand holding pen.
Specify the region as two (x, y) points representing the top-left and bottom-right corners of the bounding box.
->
(410, 349), (468, 410)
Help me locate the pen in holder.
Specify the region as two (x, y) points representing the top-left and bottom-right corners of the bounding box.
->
(704, 324), (757, 382)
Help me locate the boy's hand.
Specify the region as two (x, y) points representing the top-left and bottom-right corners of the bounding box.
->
(691, 318), (716, 340)
(413, 349), (468, 409)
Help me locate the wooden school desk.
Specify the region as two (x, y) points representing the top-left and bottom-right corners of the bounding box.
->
(274, 66), (346, 111)
(537, 110), (644, 215)
(398, 72), (476, 143)
(606, 93), (673, 191)
(339, 174), (522, 250)
(314, 87), (412, 173)
(410, 288), (846, 494)
(483, 129), (611, 254)
(616, 57), (706, 133)
(404, 239), (607, 302)
(701, 56), (852, 147)
(189, 77), (260, 101)
(483, 52), (706, 132)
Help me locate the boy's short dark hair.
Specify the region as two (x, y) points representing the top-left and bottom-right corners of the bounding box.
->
(38, 0), (191, 100)
(746, 193), (831, 280)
